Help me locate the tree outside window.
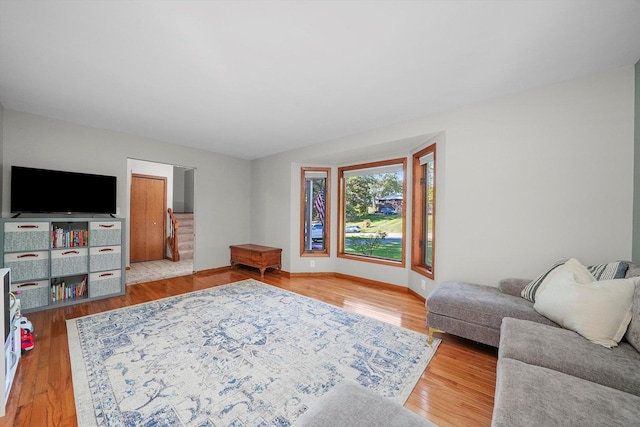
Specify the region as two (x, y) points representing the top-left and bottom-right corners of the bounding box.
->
(338, 159), (406, 266)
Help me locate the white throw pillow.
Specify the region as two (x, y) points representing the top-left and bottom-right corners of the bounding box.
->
(531, 258), (596, 300)
(534, 271), (637, 348)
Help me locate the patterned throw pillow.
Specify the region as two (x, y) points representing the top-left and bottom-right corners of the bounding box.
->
(588, 261), (629, 281)
(521, 258), (568, 302)
(521, 259), (629, 303)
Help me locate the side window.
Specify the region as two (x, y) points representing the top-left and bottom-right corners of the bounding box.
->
(338, 159), (406, 266)
(412, 144), (436, 278)
(300, 168), (330, 256)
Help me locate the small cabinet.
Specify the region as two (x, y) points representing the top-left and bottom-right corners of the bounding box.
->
(0, 217), (125, 313)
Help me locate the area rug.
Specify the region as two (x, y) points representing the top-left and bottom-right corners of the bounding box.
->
(67, 279), (440, 426)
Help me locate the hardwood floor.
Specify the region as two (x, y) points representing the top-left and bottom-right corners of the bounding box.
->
(2, 268), (497, 427)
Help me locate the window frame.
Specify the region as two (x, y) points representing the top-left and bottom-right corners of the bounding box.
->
(411, 143), (436, 279)
(337, 158), (407, 267)
(300, 167), (331, 257)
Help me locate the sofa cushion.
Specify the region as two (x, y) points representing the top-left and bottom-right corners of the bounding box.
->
(499, 318), (640, 396)
(427, 281), (557, 347)
(498, 278), (530, 297)
(521, 258), (629, 303)
(291, 381), (436, 427)
(533, 272), (636, 348)
(625, 279), (640, 353)
(492, 358), (640, 427)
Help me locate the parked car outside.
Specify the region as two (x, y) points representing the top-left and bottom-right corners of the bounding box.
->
(311, 223), (323, 241)
(379, 207), (396, 215)
(345, 225), (361, 233)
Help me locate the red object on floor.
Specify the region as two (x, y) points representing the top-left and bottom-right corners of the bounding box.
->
(21, 329), (34, 352)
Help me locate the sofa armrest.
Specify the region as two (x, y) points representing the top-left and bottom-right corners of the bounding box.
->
(498, 278), (530, 297)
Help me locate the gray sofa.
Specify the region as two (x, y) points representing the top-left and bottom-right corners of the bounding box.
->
(291, 381), (436, 427)
(426, 261), (640, 426)
(426, 262), (640, 347)
(494, 317), (640, 427)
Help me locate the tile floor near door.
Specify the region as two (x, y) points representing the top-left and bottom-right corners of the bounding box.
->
(126, 259), (194, 284)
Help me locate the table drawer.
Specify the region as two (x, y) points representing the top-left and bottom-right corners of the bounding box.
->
(4, 251), (49, 282)
(11, 280), (49, 310)
(89, 270), (122, 298)
(90, 246), (121, 272)
(51, 248), (88, 276)
(89, 221), (122, 246)
(4, 222), (50, 252)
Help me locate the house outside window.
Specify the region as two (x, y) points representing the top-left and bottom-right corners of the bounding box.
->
(300, 168), (330, 256)
(412, 144), (436, 278)
(338, 158), (406, 266)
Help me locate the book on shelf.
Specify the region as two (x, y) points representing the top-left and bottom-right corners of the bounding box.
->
(50, 225), (89, 248)
(51, 275), (88, 303)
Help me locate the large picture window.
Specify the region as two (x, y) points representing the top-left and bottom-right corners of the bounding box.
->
(338, 159), (406, 266)
(412, 144), (436, 278)
(300, 168), (330, 256)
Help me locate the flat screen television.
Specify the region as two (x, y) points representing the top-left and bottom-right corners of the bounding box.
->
(11, 166), (117, 215)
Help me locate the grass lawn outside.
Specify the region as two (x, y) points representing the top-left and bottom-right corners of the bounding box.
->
(344, 214), (432, 261)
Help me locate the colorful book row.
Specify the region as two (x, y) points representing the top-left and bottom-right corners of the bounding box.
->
(51, 275), (87, 302)
(51, 227), (89, 248)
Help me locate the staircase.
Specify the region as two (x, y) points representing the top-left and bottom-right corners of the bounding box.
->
(173, 212), (194, 260)
(167, 213), (193, 261)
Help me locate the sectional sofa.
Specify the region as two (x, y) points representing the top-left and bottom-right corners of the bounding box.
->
(426, 259), (640, 426)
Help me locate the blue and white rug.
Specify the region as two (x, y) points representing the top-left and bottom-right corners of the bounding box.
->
(67, 279), (440, 426)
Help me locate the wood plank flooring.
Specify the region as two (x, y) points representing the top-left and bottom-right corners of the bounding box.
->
(1, 268), (497, 427)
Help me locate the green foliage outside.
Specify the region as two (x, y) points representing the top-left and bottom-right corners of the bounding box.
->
(345, 214), (402, 233)
(343, 172), (405, 260)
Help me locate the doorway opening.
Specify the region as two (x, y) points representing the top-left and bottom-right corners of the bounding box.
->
(126, 159), (196, 284)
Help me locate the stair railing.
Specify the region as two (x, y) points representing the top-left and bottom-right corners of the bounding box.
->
(167, 208), (180, 262)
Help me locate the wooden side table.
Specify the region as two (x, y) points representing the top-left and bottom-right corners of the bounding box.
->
(230, 244), (282, 278)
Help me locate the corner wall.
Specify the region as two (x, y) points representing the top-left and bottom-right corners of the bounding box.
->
(252, 66), (635, 297)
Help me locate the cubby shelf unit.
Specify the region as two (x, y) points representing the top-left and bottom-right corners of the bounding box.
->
(1, 218), (125, 313)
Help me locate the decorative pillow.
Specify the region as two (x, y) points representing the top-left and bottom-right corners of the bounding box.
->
(521, 258), (568, 302)
(521, 258), (593, 302)
(521, 259), (629, 302)
(588, 261), (629, 281)
(533, 271), (637, 348)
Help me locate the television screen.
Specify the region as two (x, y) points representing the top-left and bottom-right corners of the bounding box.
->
(11, 166), (117, 215)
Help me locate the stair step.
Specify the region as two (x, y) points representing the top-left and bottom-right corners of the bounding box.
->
(171, 212), (194, 260)
(180, 249), (193, 259)
(178, 225), (193, 236)
(178, 240), (193, 251)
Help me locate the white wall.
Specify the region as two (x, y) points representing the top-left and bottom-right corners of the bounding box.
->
(252, 66), (635, 297)
(1, 110), (252, 271)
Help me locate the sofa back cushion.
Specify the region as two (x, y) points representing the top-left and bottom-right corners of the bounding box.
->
(625, 279), (640, 352)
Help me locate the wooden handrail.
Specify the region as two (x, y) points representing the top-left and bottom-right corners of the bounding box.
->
(167, 208), (180, 262)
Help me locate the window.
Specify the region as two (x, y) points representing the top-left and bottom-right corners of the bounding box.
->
(338, 159), (406, 266)
(300, 168), (330, 256)
(412, 144), (436, 278)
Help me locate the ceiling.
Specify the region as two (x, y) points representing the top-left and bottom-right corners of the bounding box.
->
(1, 1), (640, 160)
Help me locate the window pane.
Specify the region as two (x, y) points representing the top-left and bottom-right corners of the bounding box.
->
(423, 160), (434, 268)
(411, 143), (435, 279)
(340, 160), (405, 263)
(301, 169), (329, 254)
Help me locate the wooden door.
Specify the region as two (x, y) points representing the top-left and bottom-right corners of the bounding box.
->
(130, 174), (167, 262)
